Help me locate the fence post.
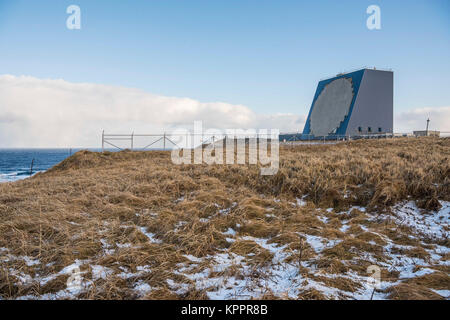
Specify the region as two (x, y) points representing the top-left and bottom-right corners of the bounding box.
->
(164, 132), (166, 150)
(30, 158), (35, 175)
(131, 132), (134, 151)
(102, 130), (104, 153)
(186, 131), (189, 149)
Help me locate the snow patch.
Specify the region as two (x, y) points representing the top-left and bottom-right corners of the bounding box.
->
(139, 227), (162, 244)
(392, 201), (449, 240)
(91, 265), (113, 280)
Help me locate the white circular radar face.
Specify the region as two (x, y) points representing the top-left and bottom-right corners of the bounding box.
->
(310, 78), (354, 136)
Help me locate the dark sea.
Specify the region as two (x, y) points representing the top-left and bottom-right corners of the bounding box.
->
(0, 149), (100, 183)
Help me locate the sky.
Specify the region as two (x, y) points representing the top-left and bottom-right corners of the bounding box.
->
(0, 0), (449, 147)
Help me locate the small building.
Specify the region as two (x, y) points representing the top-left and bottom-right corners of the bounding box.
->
(413, 130), (440, 137)
(302, 68), (393, 138)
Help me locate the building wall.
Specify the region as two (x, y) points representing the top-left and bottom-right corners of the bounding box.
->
(302, 70), (365, 136)
(344, 69), (393, 135)
(302, 69), (393, 137)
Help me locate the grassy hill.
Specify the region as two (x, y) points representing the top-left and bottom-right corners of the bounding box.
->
(0, 138), (449, 300)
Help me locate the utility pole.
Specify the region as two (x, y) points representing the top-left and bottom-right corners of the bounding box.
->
(131, 132), (134, 151)
(426, 118), (430, 136)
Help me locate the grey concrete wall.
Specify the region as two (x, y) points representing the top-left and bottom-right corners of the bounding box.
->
(346, 69), (393, 135)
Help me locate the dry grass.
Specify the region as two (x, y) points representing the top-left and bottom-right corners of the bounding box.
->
(0, 137), (449, 300)
(386, 283), (445, 300)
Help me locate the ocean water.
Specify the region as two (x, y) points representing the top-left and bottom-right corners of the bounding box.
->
(0, 147), (166, 183)
(0, 149), (87, 183)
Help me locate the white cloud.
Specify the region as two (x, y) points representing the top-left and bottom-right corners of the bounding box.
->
(0, 75), (305, 147)
(1, 75), (448, 148)
(395, 107), (450, 133)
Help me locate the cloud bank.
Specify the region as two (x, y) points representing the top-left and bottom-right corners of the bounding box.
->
(394, 107), (450, 133)
(1, 75), (448, 147)
(0, 75), (305, 147)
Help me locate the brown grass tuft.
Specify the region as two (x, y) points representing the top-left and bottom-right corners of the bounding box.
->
(386, 283), (444, 300)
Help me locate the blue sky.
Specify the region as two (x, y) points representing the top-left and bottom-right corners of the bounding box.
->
(1, 0), (449, 113)
(0, 1), (449, 147)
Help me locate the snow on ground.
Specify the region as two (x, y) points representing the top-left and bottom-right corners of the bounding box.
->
(22, 256), (40, 266)
(0, 248), (41, 266)
(223, 228), (237, 236)
(91, 265), (114, 280)
(5, 200), (449, 300)
(218, 202), (236, 215)
(184, 254), (203, 263)
(139, 226), (162, 244)
(295, 197), (307, 207)
(340, 224), (350, 232)
(117, 265), (152, 280)
(175, 233), (384, 300)
(432, 289), (450, 298)
(303, 234), (342, 253)
(174, 221), (187, 232)
(167, 201), (449, 300)
(133, 281), (153, 296)
(390, 201), (449, 240)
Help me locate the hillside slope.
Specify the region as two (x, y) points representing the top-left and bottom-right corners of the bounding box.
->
(0, 138), (449, 300)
